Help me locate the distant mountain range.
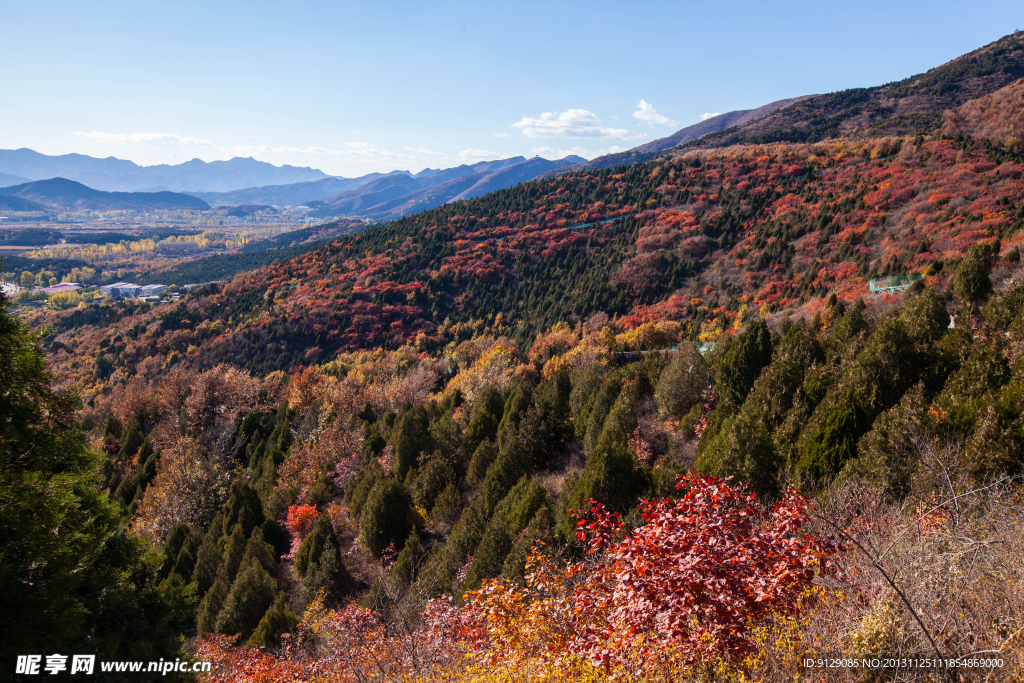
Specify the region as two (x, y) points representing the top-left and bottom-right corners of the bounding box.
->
(0, 154), (576, 219)
(0, 148), (585, 221)
(186, 172), (407, 208)
(0, 178), (210, 211)
(191, 155), (584, 219)
(304, 156), (585, 220)
(0, 149), (330, 193)
(189, 157), (537, 208)
(0, 172), (31, 187)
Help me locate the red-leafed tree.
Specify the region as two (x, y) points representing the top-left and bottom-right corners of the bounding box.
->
(465, 472), (840, 677)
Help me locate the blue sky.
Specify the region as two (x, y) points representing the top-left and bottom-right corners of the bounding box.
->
(1, 1), (1018, 177)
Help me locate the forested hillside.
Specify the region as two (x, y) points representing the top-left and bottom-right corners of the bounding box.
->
(39, 132), (1024, 387)
(9, 31), (1024, 683)
(30, 233), (1024, 680)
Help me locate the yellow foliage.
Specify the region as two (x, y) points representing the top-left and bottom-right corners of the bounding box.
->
(698, 317), (724, 342)
(528, 327), (579, 367)
(732, 304), (748, 330)
(301, 589), (332, 639)
(48, 290), (82, 310)
(849, 596), (898, 658)
(616, 322), (681, 351)
(541, 343), (605, 380)
(445, 338), (519, 403)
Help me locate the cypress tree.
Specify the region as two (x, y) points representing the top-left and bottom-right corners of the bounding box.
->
(116, 418), (145, 460)
(467, 440), (498, 487)
(192, 528), (223, 597)
(359, 479), (412, 557)
(717, 319), (774, 406)
(391, 532), (427, 583)
(463, 477), (549, 591)
(240, 527), (276, 575)
(412, 453), (456, 512)
(215, 564), (277, 642)
(0, 289), (182, 664)
(301, 532), (347, 602)
(223, 480), (265, 538)
(260, 518), (289, 558)
(953, 241), (997, 305)
(222, 524), (247, 583)
(305, 472), (335, 508)
(502, 506), (555, 584)
(247, 595), (299, 648)
(196, 573), (230, 635)
(464, 386), (504, 455)
(156, 524), (190, 583)
(390, 405), (432, 480)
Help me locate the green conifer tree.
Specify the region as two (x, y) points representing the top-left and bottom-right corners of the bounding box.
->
(215, 564), (277, 641)
(247, 595), (299, 648)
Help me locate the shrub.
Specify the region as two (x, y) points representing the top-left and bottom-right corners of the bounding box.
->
(953, 240), (998, 304)
(654, 345), (708, 418)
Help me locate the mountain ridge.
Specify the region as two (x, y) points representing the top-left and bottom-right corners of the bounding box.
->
(536, 96), (815, 178)
(191, 156), (557, 212)
(0, 149), (331, 193)
(0, 177), (211, 211)
(669, 30), (1024, 153)
(306, 155), (586, 219)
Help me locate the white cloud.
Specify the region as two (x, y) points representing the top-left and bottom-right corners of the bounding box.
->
(405, 146), (446, 156)
(512, 109), (645, 140)
(700, 112), (723, 121)
(633, 100), (678, 127)
(493, 132), (513, 138)
(76, 131), (216, 146)
(456, 148), (500, 161)
(531, 145), (627, 160)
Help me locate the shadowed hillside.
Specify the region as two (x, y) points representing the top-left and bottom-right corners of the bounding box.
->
(0, 177), (211, 211)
